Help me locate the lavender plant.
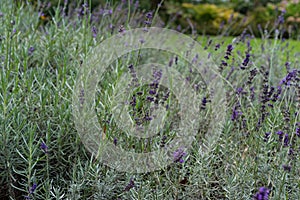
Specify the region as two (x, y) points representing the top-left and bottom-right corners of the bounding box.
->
(0, 0), (299, 200)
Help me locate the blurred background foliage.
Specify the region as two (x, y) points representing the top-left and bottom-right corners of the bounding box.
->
(25, 0), (300, 38)
(161, 0), (300, 38)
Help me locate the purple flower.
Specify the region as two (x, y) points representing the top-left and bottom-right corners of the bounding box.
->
(282, 164), (291, 172)
(173, 148), (186, 163)
(250, 87), (255, 101)
(29, 183), (37, 194)
(119, 25), (125, 33)
(242, 53), (250, 67)
(224, 44), (233, 60)
(152, 69), (162, 80)
(146, 96), (154, 102)
(284, 133), (289, 147)
(268, 86), (275, 98)
(228, 13), (234, 23)
(208, 53), (211, 59)
(296, 127), (300, 137)
(82, 3), (88, 8)
(248, 68), (258, 84)
(149, 89), (156, 95)
(279, 69), (298, 85)
(215, 43), (221, 51)
(144, 12), (153, 25)
(207, 39), (212, 46)
(141, 27), (149, 33)
(124, 178), (134, 191)
(277, 13), (285, 24)
(231, 109), (239, 121)
(40, 142), (48, 153)
(113, 138), (117, 146)
(149, 82), (158, 89)
(201, 97), (207, 110)
(144, 115), (152, 121)
(191, 54), (198, 64)
(91, 26), (97, 38)
(146, 12), (153, 19)
(134, 0), (139, 9)
(144, 20), (151, 25)
(247, 40), (251, 49)
(221, 60), (228, 67)
(175, 56), (178, 65)
(219, 21), (224, 29)
(139, 38), (145, 44)
(130, 95), (136, 107)
(236, 87), (244, 95)
(288, 148), (294, 156)
(28, 46), (35, 56)
(38, 11), (44, 18)
(272, 86), (282, 101)
(231, 106), (242, 121)
(257, 24), (262, 32)
(276, 130), (284, 141)
(254, 187), (270, 200)
(261, 44), (265, 52)
(285, 62), (290, 71)
(0, 12), (3, 18)
(79, 89), (85, 106)
(77, 3), (89, 17)
(242, 16), (247, 24)
(224, 55), (229, 60)
(227, 44), (233, 53)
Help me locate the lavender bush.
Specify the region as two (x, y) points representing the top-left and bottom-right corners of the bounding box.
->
(0, 0), (299, 199)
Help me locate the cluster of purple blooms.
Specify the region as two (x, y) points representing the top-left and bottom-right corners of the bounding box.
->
(279, 69), (298, 86)
(231, 105), (242, 121)
(276, 130), (289, 146)
(253, 187), (270, 200)
(282, 164), (291, 172)
(296, 123), (300, 137)
(40, 142), (48, 154)
(77, 3), (89, 17)
(124, 178), (135, 191)
(173, 148), (186, 163)
(224, 44), (233, 60)
(219, 44), (234, 70)
(241, 53), (250, 67)
(28, 46), (35, 56)
(25, 183), (37, 199)
(144, 11), (153, 25)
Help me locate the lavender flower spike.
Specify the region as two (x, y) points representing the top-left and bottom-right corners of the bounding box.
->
(40, 142), (48, 153)
(254, 187), (270, 200)
(173, 148), (186, 163)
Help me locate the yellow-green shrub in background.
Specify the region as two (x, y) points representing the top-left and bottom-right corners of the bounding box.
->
(181, 3), (240, 33)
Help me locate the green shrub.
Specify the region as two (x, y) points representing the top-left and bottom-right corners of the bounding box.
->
(285, 2), (300, 17)
(180, 3), (240, 34)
